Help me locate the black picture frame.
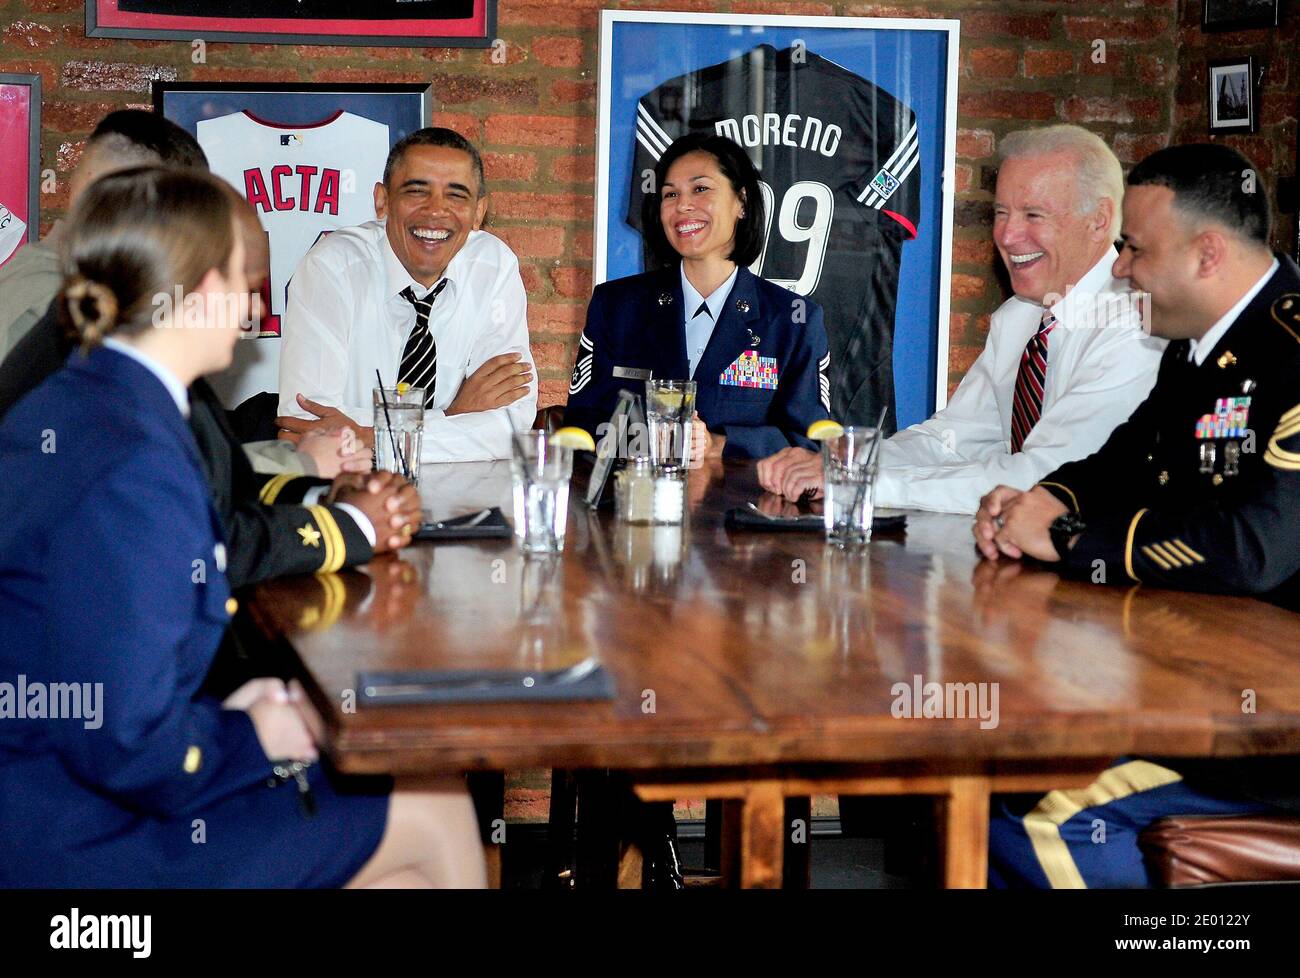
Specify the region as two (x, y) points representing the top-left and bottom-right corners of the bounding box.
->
(87, 0), (497, 48)
(1207, 56), (1259, 134)
(1202, 0), (1281, 32)
(0, 71), (42, 251)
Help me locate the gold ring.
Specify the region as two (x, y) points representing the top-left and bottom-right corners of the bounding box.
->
(402, 523), (413, 536)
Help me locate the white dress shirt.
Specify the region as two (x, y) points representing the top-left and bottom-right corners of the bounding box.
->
(876, 248), (1168, 514)
(681, 263), (738, 379)
(1188, 258), (1278, 365)
(278, 220), (537, 463)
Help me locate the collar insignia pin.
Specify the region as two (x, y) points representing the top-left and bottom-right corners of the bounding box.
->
(1217, 351), (1237, 369)
(735, 299), (750, 315)
(657, 293), (673, 307)
(1241, 378), (1256, 393)
(747, 327), (761, 347)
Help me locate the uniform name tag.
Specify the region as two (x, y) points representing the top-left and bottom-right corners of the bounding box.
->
(721, 351), (779, 389)
(612, 366), (652, 381)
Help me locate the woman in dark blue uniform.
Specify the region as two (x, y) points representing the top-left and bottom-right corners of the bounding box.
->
(565, 133), (831, 458)
(0, 167), (484, 888)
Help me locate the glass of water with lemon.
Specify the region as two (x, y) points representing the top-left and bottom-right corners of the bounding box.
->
(809, 420), (882, 545)
(511, 427), (592, 554)
(645, 379), (697, 468)
(373, 383), (424, 485)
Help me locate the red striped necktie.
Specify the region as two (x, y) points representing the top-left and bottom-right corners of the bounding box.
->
(1009, 310), (1057, 453)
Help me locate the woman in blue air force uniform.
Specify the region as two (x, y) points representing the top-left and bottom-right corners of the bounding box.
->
(0, 167), (483, 888)
(564, 133), (831, 458)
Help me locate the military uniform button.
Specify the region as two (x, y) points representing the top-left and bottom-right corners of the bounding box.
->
(225, 597), (238, 615)
(1158, 471), (1169, 485)
(1212, 474), (1224, 486)
(1146, 453), (1154, 463)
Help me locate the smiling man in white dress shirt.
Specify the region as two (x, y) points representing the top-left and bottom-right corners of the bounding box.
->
(276, 127), (536, 462)
(758, 124), (1167, 514)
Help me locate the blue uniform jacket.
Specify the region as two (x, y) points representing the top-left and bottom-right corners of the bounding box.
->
(0, 348), (277, 885)
(563, 265), (832, 458)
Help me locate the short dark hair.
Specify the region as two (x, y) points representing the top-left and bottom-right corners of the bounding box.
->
(89, 110), (208, 169)
(1127, 143), (1271, 247)
(382, 127), (485, 197)
(641, 133), (765, 268)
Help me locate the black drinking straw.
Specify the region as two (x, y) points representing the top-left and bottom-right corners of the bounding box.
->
(375, 369), (410, 479)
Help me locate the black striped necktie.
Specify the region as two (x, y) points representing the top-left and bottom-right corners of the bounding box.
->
(398, 279), (448, 408)
(1010, 310), (1057, 454)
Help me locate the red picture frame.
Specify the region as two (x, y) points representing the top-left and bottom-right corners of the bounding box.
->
(87, 0), (496, 48)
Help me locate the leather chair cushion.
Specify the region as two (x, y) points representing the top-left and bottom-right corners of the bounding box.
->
(1140, 815), (1300, 886)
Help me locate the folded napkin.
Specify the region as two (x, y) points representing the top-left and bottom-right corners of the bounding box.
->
(358, 659), (615, 706)
(725, 505), (907, 533)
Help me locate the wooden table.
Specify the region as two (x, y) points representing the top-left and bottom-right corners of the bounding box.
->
(247, 459), (1300, 887)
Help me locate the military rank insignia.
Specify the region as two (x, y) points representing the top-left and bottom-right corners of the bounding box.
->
(1195, 396), (1251, 439)
(720, 351), (778, 389)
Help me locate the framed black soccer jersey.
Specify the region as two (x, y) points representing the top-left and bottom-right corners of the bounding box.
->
(597, 12), (959, 431)
(0, 73), (41, 268)
(87, 0), (495, 47)
(156, 82), (431, 409)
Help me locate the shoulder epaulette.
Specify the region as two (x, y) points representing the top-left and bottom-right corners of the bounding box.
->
(1270, 294), (1300, 344)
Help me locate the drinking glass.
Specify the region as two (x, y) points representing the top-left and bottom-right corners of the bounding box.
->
(510, 430), (574, 554)
(821, 426), (883, 545)
(372, 386), (424, 486)
(645, 379), (697, 468)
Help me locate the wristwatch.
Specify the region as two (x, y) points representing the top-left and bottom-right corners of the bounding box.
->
(1048, 512), (1087, 559)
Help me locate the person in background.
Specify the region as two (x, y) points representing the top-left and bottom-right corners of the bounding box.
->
(276, 127), (536, 462)
(563, 132), (830, 459)
(757, 125), (1165, 513)
(0, 111), (413, 588)
(0, 166), (484, 888)
(0, 108), (362, 479)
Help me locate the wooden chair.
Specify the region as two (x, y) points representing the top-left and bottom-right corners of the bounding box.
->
(533, 405), (567, 435)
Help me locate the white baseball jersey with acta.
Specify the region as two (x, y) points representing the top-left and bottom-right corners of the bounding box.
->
(198, 109), (390, 407)
(0, 203), (27, 265)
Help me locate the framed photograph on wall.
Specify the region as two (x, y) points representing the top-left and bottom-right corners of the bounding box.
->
(1202, 0), (1280, 32)
(89, 0), (496, 47)
(155, 81), (432, 408)
(1207, 57), (1258, 134)
(595, 11), (960, 431)
(0, 72), (41, 268)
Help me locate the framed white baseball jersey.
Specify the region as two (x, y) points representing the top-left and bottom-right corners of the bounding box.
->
(197, 109), (390, 406)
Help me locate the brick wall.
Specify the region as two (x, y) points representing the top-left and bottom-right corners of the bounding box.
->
(1172, 0), (1297, 255)
(1, 0), (1181, 404)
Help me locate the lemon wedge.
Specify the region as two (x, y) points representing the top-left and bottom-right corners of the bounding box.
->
(395, 381), (411, 395)
(806, 419), (845, 441)
(549, 426), (596, 452)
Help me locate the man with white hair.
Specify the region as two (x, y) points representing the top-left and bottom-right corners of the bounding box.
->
(758, 124), (1167, 514)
